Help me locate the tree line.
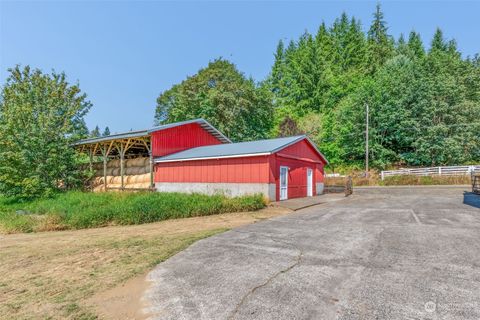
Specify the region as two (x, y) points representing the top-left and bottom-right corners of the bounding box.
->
(1, 4), (479, 198)
(265, 5), (480, 168)
(156, 4), (480, 169)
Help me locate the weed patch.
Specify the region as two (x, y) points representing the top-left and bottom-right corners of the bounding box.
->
(0, 192), (266, 233)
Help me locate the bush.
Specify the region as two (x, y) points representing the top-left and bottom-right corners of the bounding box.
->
(0, 192), (266, 233)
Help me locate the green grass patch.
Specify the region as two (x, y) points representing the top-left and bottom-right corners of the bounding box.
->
(0, 191), (266, 233)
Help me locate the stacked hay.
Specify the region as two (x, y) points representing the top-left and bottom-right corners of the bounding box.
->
(90, 157), (152, 191)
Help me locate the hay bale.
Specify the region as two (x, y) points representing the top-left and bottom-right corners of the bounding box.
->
(134, 173), (150, 183)
(128, 157), (149, 167)
(124, 166), (143, 175)
(93, 162), (103, 170)
(111, 176), (122, 184)
(107, 159), (120, 168)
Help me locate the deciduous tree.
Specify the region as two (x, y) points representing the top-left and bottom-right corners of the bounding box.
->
(0, 66), (91, 198)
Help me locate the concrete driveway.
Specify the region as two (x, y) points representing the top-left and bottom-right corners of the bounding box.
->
(144, 187), (480, 320)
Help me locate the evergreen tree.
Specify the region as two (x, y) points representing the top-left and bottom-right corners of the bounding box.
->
(430, 28), (447, 52)
(407, 31), (425, 58)
(265, 7), (480, 168)
(102, 126), (110, 136)
(90, 126), (100, 137)
(367, 3), (394, 72)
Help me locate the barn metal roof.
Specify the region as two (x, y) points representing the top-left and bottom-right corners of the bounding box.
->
(72, 129), (150, 146)
(72, 118), (231, 146)
(155, 135), (328, 164)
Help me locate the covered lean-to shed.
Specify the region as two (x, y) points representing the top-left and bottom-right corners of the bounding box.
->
(74, 119), (328, 201)
(73, 119), (230, 191)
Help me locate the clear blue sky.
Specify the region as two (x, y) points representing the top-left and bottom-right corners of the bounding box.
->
(1, 1), (479, 134)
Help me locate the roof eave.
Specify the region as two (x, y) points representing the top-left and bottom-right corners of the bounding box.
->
(154, 152), (271, 163)
(270, 135), (329, 165)
(72, 130), (150, 146)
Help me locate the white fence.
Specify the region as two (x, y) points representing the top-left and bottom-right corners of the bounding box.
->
(381, 165), (480, 180)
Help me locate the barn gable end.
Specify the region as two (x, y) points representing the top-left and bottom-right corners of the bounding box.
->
(151, 122), (224, 157)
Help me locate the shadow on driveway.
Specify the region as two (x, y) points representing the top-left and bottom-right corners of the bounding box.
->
(463, 191), (480, 209)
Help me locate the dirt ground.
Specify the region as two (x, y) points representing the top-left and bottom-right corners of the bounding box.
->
(0, 206), (290, 320)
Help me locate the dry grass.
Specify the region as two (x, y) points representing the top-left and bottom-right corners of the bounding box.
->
(0, 206), (290, 320)
(325, 173), (472, 187)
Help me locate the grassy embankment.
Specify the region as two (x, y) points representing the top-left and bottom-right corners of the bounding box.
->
(0, 191), (266, 233)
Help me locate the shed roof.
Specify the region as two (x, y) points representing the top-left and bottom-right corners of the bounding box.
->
(155, 135), (328, 164)
(73, 118), (231, 146)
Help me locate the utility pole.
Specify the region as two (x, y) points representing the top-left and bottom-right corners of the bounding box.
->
(365, 103), (369, 179)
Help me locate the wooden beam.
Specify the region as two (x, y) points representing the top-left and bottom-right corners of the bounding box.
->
(149, 150), (154, 189)
(115, 141), (126, 190)
(99, 142), (114, 192)
(139, 137), (154, 189)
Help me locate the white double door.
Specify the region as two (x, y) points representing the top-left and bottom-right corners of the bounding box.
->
(279, 166), (313, 200)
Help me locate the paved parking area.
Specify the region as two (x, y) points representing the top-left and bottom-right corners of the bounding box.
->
(144, 187), (480, 320)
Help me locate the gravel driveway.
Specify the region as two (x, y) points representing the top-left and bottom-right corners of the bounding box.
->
(144, 187), (480, 320)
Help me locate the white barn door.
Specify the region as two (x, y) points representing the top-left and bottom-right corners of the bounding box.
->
(307, 168), (313, 197)
(280, 166), (288, 200)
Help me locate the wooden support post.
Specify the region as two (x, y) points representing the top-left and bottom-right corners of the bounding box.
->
(103, 154), (108, 191)
(88, 146), (93, 172)
(119, 143), (125, 190)
(149, 150), (154, 189)
(141, 137), (154, 189)
(99, 141), (114, 192)
(88, 147), (94, 191)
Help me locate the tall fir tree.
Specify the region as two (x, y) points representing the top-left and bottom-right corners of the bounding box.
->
(407, 31), (425, 58)
(102, 126), (110, 136)
(90, 126), (100, 137)
(367, 3), (394, 72)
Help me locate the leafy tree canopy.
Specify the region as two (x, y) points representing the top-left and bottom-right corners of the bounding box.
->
(154, 59), (274, 142)
(0, 66), (91, 198)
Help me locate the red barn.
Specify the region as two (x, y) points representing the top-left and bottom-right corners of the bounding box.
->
(74, 119), (328, 201)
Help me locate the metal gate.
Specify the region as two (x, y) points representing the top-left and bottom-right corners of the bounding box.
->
(324, 176), (353, 197)
(473, 174), (480, 195)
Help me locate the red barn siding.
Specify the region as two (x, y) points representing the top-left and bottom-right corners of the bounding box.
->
(277, 139), (325, 163)
(154, 137), (326, 201)
(271, 156), (316, 200)
(270, 139), (326, 200)
(155, 155), (271, 183)
(151, 123), (223, 157)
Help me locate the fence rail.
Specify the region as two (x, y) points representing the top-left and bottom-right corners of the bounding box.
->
(381, 165), (480, 180)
